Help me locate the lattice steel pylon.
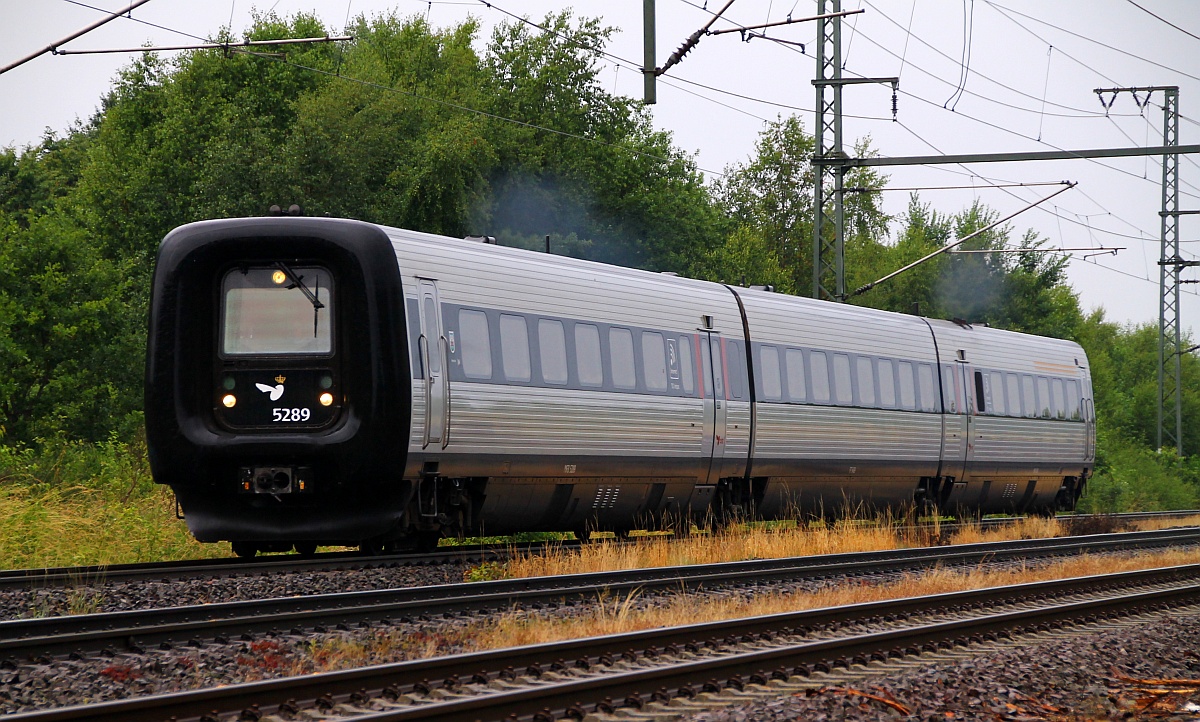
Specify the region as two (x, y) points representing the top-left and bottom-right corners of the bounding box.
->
(1095, 86), (1190, 456)
(1157, 87), (1190, 456)
(812, 0), (844, 301)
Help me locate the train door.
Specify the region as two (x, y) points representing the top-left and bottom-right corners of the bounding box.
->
(700, 333), (728, 485)
(1082, 374), (1095, 461)
(417, 279), (449, 449)
(962, 362), (980, 476)
(941, 360), (969, 482)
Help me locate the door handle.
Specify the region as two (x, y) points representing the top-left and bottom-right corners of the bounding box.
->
(440, 335), (451, 449)
(419, 334), (431, 449)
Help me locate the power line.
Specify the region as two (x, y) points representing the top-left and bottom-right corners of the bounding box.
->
(54, 0), (732, 179)
(1124, 0), (1200, 43)
(984, 1), (1200, 85)
(892, 119), (1200, 296)
(861, 0), (1141, 119)
(1, 0), (157, 75)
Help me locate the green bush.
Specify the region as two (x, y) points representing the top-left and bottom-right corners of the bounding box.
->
(1078, 436), (1199, 513)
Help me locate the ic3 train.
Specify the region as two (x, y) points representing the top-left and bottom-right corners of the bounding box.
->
(145, 217), (1095, 556)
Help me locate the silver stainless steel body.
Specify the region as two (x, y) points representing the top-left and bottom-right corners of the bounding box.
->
(385, 226), (1093, 534)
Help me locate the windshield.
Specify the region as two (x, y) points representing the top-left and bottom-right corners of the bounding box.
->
(221, 266), (333, 355)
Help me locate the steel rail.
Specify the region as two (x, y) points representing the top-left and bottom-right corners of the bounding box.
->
(2, 526), (1199, 662)
(9, 563), (1200, 722)
(0, 543), (550, 591)
(2, 510), (1193, 591)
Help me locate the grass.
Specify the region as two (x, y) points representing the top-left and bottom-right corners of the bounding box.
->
(0, 438), (228, 569)
(0, 483), (228, 569)
(467, 514), (1059, 582)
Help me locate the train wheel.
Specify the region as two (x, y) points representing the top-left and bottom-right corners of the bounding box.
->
(293, 542), (318, 557)
(232, 542), (257, 559)
(359, 540), (383, 556)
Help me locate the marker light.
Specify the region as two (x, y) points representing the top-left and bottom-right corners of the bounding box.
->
(319, 392), (334, 407)
(222, 394), (237, 408)
(272, 270), (287, 285)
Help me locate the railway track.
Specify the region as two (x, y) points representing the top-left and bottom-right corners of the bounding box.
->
(2, 509), (1194, 592)
(9, 561), (1200, 722)
(3, 525), (1199, 664)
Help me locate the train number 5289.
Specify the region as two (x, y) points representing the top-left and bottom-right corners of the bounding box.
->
(272, 408), (312, 422)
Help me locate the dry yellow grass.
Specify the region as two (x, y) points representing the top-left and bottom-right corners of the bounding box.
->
(493, 515), (1092, 581)
(484, 513), (1200, 583)
(473, 546), (1200, 650)
(1130, 514), (1200, 532)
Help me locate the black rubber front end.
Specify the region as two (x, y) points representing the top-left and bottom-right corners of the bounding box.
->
(144, 217), (412, 544)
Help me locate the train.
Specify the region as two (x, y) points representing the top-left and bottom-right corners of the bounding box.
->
(144, 216), (1095, 556)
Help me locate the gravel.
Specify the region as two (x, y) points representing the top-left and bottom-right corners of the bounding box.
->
(2, 548), (1199, 716)
(684, 609), (1200, 721)
(0, 561), (474, 620)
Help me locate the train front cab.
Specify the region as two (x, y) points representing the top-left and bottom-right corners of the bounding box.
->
(145, 218), (412, 555)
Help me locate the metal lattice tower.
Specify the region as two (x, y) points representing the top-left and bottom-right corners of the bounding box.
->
(1156, 87), (1191, 455)
(812, 0), (844, 301)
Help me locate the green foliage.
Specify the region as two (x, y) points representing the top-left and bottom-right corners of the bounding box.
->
(0, 212), (143, 443)
(1077, 436), (1198, 512)
(0, 8), (1195, 521)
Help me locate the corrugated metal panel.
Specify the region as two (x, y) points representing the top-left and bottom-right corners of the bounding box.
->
(440, 384), (704, 456)
(754, 405), (942, 460)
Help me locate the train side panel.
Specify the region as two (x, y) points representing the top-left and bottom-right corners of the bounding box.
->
(385, 229), (747, 533)
(925, 319), (1093, 512)
(733, 290), (945, 514)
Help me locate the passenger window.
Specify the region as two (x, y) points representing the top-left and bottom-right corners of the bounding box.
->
(678, 335), (695, 394)
(610, 328), (636, 390)
(810, 351), (831, 402)
(1066, 380), (1081, 420)
(973, 370), (987, 414)
(877, 359), (896, 408)
(918, 364), (937, 412)
(458, 309), (492, 380)
(1006, 372), (1021, 417)
(855, 356), (875, 406)
(989, 371), (1006, 416)
(897, 361), (916, 410)
(700, 337), (714, 397)
(726, 341), (746, 400)
(785, 349), (807, 402)
(1036, 377), (1051, 418)
(1021, 375), (1036, 418)
(575, 324), (603, 387)
(641, 331), (668, 391)
(499, 314), (531, 382)
(760, 345), (782, 401)
(423, 297), (441, 372)
(833, 354), (853, 405)
(539, 319), (568, 385)
(942, 365), (959, 414)
(1052, 378), (1066, 419)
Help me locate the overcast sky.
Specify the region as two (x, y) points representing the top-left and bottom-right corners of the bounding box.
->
(2, 0), (1197, 334)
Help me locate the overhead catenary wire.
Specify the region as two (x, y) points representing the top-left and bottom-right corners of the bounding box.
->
(848, 182), (1079, 299)
(0, 0), (157, 75)
(51, 35), (352, 55)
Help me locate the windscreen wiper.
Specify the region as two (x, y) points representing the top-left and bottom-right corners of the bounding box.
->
(274, 262), (324, 310)
(274, 262), (325, 338)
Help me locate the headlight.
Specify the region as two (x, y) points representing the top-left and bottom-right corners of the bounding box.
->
(319, 392), (334, 407)
(222, 394), (237, 408)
